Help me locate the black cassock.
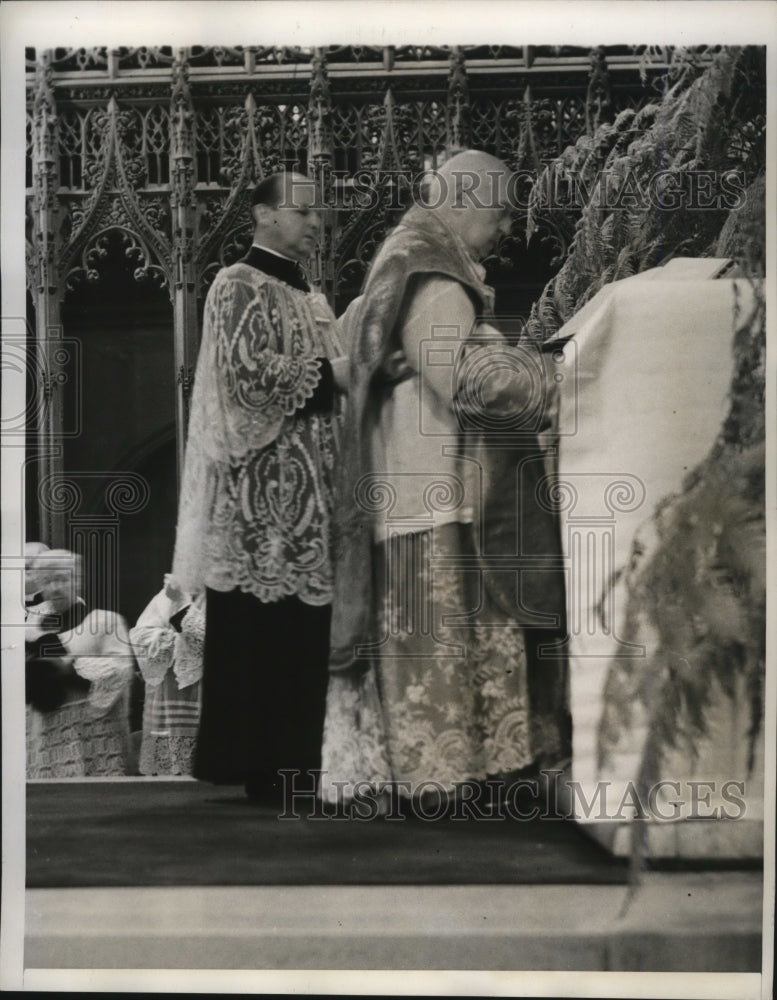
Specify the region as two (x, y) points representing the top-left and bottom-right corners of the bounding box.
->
(195, 589), (331, 800)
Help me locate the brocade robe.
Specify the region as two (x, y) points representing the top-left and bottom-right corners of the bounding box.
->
(322, 206), (568, 801)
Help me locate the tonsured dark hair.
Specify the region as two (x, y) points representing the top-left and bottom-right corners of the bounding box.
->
(251, 173), (286, 208)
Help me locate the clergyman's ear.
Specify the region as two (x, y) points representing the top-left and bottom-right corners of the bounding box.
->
(252, 202), (275, 227)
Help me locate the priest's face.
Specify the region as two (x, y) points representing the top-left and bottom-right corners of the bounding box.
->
(259, 173), (321, 261)
(462, 200), (514, 260)
(456, 169), (514, 260)
(431, 157), (515, 261)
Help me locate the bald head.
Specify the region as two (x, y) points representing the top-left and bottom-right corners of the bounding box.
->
(436, 150), (512, 186)
(423, 149), (515, 259)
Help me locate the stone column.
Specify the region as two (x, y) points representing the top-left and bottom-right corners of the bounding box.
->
(308, 48), (335, 303)
(30, 52), (66, 547)
(169, 50), (198, 484)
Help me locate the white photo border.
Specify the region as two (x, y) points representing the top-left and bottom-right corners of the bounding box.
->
(2, 2), (775, 996)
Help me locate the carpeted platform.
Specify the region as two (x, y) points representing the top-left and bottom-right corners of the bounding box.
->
(26, 779), (629, 887)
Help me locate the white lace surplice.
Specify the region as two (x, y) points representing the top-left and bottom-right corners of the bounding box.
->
(130, 591), (204, 776)
(172, 266), (343, 606)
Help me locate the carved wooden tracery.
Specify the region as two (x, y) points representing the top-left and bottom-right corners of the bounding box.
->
(26, 44), (667, 546)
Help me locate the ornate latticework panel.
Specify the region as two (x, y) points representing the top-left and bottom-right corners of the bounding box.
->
(143, 106), (171, 185)
(24, 40), (685, 557)
(188, 46), (249, 68)
(331, 104), (361, 173)
(194, 105), (225, 184)
(117, 46), (176, 70)
(27, 43), (672, 307)
(50, 47), (110, 71)
(470, 97), (521, 162)
(280, 103), (309, 173)
(83, 108), (110, 189)
(58, 110), (86, 189)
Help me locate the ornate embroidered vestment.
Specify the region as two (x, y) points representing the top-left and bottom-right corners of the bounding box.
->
(173, 263), (343, 605)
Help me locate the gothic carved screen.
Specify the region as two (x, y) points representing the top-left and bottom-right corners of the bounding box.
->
(25, 43), (663, 621)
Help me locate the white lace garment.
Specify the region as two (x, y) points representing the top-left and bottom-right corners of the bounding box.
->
(130, 591), (204, 775)
(173, 265), (344, 606)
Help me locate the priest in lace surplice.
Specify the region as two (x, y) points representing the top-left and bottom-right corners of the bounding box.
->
(172, 172), (348, 804)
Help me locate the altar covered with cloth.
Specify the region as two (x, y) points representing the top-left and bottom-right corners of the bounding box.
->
(545, 258), (765, 859)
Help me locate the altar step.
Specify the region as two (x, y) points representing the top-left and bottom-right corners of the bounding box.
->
(25, 872), (762, 975)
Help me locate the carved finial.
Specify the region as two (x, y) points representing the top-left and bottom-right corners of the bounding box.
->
(515, 84), (540, 174)
(448, 46), (468, 101)
(308, 47), (332, 162)
(586, 46), (612, 136)
(447, 47), (470, 153)
(310, 47), (331, 103)
(32, 51), (56, 164)
(171, 49), (194, 161)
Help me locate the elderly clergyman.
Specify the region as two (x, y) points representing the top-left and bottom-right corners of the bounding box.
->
(173, 171), (348, 804)
(322, 150), (568, 812)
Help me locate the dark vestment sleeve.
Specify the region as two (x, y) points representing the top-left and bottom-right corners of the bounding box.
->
(168, 605), (191, 634)
(297, 357), (335, 415)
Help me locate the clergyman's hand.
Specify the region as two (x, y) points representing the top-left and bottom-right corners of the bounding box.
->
(164, 574), (185, 605)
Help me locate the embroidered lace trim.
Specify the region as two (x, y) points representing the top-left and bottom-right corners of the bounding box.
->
(139, 733), (198, 776)
(174, 604), (205, 688)
(173, 266), (343, 605)
(131, 625), (175, 687)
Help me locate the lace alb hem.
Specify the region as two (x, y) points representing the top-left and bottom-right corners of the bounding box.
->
(139, 733), (197, 776)
(174, 605), (205, 687)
